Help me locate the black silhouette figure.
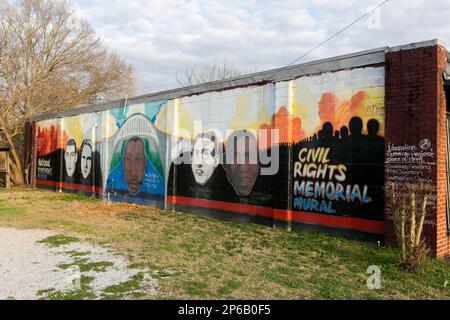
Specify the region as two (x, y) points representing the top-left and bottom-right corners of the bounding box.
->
(349, 117), (364, 145)
(340, 126), (349, 141)
(367, 119), (384, 155)
(334, 130), (340, 140)
(291, 116), (385, 221)
(321, 122), (334, 147)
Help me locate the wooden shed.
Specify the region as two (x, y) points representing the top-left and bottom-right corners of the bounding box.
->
(0, 141), (11, 188)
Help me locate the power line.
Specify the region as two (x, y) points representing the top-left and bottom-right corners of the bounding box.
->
(263, 0), (392, 82)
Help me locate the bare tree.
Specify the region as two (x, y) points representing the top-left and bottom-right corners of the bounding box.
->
(175, 56), (253, 87)
(0, 0), (135, 185)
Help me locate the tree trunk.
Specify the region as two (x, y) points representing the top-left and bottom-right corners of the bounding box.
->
(399, 199), (406, 261)
(415, 193), (429, 247)
(407, 188), (416, 257)
(9, 161), (22, 185)
(0, 117), (24, 185)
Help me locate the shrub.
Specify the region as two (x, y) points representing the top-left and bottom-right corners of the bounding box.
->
(386, 182), (433, 272)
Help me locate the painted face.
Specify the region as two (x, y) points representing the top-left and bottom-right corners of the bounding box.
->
(225, 135), (259, 196)
(124, 138), (146, 195)
(80, 144), (92, 179)
(191, 137), (218, 185)
(64, 144), (77, 178)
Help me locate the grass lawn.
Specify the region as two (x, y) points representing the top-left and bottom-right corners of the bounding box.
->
(0, 187), (449, 299)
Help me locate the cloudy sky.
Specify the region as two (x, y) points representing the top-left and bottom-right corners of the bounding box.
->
(73, 0), (450, 95)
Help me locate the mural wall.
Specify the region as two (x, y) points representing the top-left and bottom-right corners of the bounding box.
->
(36, 66), (385, 234)
(36, 113), (104, 193)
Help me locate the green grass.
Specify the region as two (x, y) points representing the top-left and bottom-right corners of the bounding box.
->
(37, 234), (80, 247)
(57, 258), (114, 273)
(43, 192), (100, 203)
(36, 249), (149, 300)
(64, 250), (91, 258)
(37, 271), (153, 300)
(101, 273), (148, 299)
(40, 219), (98, 235)
(0, 205), (25, 219)
(0, 187), (449, 300)
(37, 276), (96, 300)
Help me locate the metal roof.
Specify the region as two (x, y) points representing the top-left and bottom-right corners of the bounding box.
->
(27, 39), (447, 123)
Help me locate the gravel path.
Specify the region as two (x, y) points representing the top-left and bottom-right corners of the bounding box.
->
(0, 228), (157, 300)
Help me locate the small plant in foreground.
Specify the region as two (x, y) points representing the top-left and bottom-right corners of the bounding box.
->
(386, 182), (433, 273)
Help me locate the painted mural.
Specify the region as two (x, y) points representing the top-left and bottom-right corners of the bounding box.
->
(291, 117), (385, 220)
(36, 66), (385, 235)
(36, 118), (61, 184)
(36, 113), (103, 193)
(103, 100), (167, 207)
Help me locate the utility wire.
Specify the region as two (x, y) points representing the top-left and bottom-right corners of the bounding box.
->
(263, 0), (392, 82)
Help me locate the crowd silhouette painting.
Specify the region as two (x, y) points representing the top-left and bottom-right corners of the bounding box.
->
(291, 116), (385, 220)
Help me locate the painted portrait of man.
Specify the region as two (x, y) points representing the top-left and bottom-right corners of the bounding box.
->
(80, 139), (93, 180)
(123, 136), (147, 195)
(191, 131), (220, 186)
(64, 139), (77, 182)
(107, 135), (164, 196)
(105, 114), (165, 207)
(224, 130), (260, 196)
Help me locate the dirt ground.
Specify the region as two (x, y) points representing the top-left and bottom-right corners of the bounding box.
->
(0, 187), (449, 300)
(0, 227), (157, 300)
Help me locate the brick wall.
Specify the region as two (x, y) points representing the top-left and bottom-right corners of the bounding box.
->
(437, 46), (449, 259)
(385, 44), (450, 259)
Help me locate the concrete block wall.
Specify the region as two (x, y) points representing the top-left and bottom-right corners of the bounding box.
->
(28, 40), (450, 260)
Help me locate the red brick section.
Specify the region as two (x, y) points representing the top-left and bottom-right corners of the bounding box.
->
(385, 44), (450, 259)
(436, 46), (449, 259)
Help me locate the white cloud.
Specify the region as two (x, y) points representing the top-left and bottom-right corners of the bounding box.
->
(73, 0), (450, 95)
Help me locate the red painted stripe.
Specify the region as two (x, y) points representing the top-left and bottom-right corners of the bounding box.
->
(34, 182), (384, 235)
(168, 196), (384, 235)
(285, 209), (384, 234)
(36, 179), (62, 188)
(36, 179), (103, 193)
(167, 196), (274, 218)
